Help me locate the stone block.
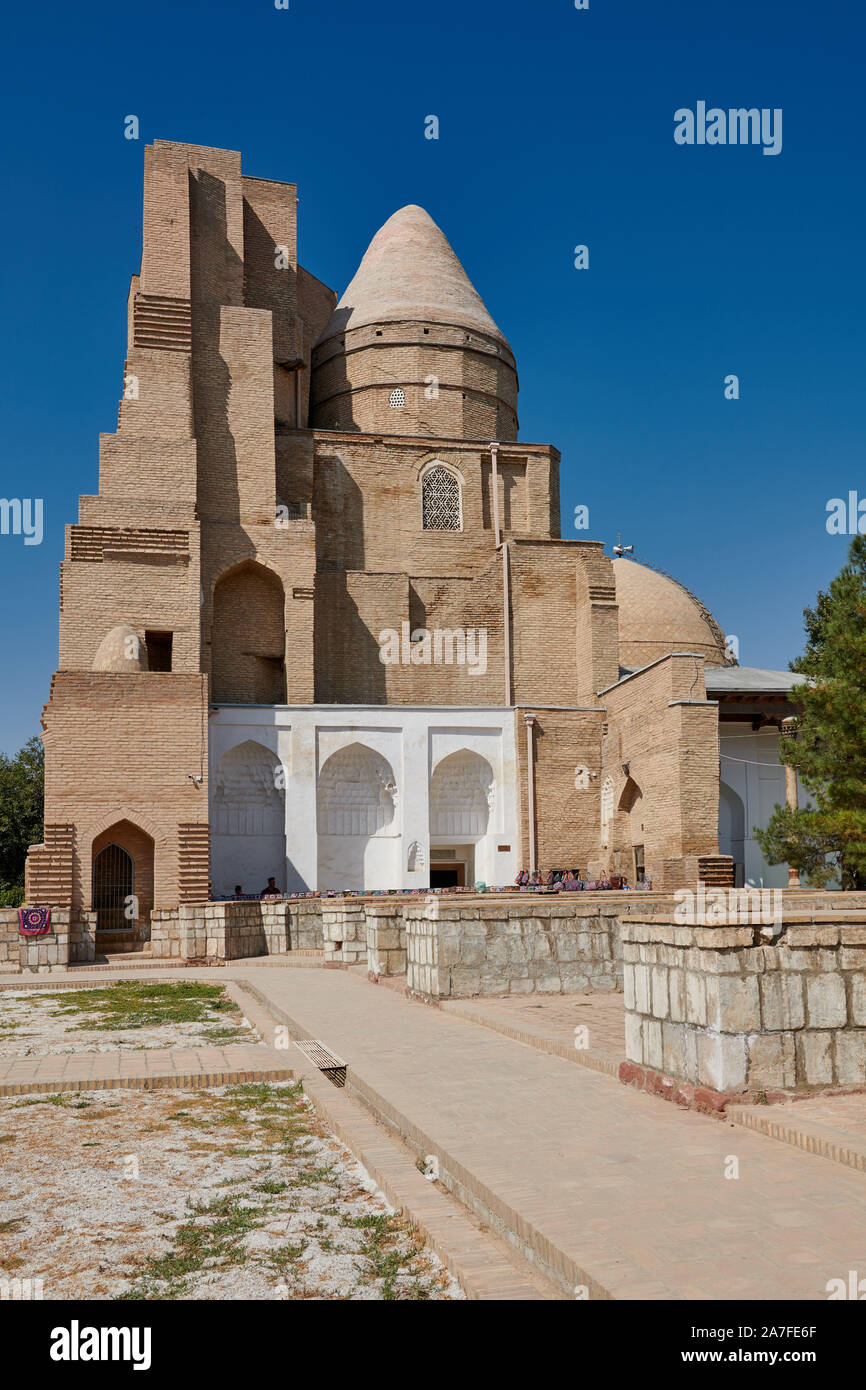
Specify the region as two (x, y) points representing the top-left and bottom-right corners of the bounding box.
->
(662, 1021), (687, 1079)
(785, 924), (840, 948)
(555, 933), (579, 962)
(634, 963), (650, 1014)
(797, 1031), (834, 1086)
(759, 973), (805, 1032)
(747, 1033), (797, 1090)
(698, 928), (753, 949)
(783, 948), (837, 972)
(644, 1018), (663, 1070)
(623, 963), (635, 1011)
(669, 968), (685, 1023)
(805, 973), (847, 1029)
(705, 975), (761, 1033)
(834, 1032), (866, 1085)
(507, 977), (535, 996)
(651, 966), (669, 1019)
(559, 965), (591, 992)
(850, 974), (866, 1026)
(697, 1032), (747, 1092)
(685, 971), (706, 1025)
(450, 968), (480, 997)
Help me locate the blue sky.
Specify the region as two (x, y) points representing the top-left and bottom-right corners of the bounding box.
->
(1, 0), (863, 753)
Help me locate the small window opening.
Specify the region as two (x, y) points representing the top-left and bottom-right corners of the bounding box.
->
(389, 388), (406, 408)
(145, 630), (173, 671)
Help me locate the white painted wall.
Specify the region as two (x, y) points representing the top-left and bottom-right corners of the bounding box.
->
(209, 706), (520, 894)
(718, 724), (805, 888)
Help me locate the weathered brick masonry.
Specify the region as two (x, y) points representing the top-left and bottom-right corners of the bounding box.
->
(27, 137), (795, 940)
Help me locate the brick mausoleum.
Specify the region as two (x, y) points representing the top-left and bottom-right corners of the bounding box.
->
(25, 139), (803, 948)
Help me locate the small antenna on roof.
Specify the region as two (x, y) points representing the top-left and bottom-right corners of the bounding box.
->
(612, 533), (634, 558)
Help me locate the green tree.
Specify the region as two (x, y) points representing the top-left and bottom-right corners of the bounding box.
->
(0, 736), (44, 893)
(756, 535), (866, 887)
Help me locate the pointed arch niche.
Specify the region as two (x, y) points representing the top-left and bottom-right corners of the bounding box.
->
(211, 739), (286, 898)
(212, 562), (286, 704)
(317, 743), (399, 891)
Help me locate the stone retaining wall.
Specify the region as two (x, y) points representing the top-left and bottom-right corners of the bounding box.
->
(150, 900), (323, 960)
(0, 908), (72, 973)
(403, 894), (623, 999)
(321, 902), (366, 966)
(622, 911), (866, 1097)
(365, 902), (407, 977)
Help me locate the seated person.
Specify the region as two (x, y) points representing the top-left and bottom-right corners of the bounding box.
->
(260, 876), (280, 898)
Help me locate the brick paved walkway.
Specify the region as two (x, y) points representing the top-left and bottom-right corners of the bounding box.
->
(442, 992), (626, 1076)
(728, 1092), (866, 1174)
(238, 966), (866, 1301)
(0, 1041), (294, 1095)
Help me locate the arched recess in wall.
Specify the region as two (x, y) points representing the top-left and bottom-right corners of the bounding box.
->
(420, 461), (463, 532)
(718, 780), (746, 885)
(618, 776), (642, 816)
(211, 561), (286, 704)
(213, 741), (285, 836)
(430, 750), (495, 838)
(211, 740), (286, 897)
(91, 820), (154, 931)
(317, 743), (398, 892)
(317, 744), (397, 837)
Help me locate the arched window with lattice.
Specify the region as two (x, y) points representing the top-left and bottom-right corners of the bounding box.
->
(422, 464), (462, 531)
(389, 388), (405, 408)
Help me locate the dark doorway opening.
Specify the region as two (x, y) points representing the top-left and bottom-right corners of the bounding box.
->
(430, 864), (465, 887)
(633, 844), (646, 884)
(145, 630), (173, 671)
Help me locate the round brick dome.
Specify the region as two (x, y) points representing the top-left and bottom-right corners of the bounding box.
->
(612, 558), (729, 670)
(92, 623), (148, 672)
(311, 205), (518, 440)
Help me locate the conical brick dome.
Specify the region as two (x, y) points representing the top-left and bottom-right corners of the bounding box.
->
(311, 206), (518, 440)
(316, 205), (511, 348)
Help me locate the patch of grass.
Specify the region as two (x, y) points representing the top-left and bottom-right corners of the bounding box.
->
(43, 981), (241, 1032)
(342, 1212), (430, 1299)
(125, 1192), (267, 1296)
(292, 1165), (335, 1187)
(0, 1134), (15, 1143)
(0, 1218), (27, 1235)
(269, 1238), (309, 1275)
(202, 1026), (251, 1043)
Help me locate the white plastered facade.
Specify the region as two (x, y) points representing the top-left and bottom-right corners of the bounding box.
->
(208, 705), (520, 895)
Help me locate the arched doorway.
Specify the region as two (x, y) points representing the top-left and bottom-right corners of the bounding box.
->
(317, 743), (398, 891)
(429, 750), (495, 885)
(91, 820), (154, 937)
(719, 780), (746, 887)
(617, 776), (644, 884)
(212, 562), (286, 703)
(92, 844), (134, 932)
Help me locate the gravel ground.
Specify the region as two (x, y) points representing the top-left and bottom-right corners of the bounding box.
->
(0, 1081), (464, 1301)
(0, 984), (259, 1056)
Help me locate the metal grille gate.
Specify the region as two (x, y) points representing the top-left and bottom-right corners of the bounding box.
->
(92, 843), (134, 932)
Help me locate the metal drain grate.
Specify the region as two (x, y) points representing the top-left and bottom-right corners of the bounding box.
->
(294, 1038), (347, 1088)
